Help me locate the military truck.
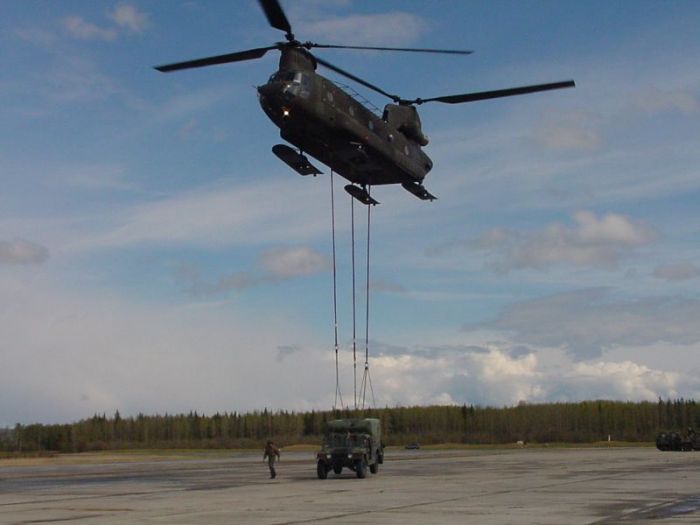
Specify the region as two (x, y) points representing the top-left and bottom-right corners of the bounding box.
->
(656, 428), (700, 451)
(316, 418), (383, 479)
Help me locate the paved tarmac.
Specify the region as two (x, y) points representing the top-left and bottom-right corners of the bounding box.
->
(1, 447), (699, 524)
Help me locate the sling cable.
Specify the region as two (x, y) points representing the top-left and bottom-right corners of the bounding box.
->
(330, 170), (344, 411)
(329, 170), (376, 411)
(358, 185), (376, 410)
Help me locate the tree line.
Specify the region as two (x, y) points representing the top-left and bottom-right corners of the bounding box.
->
(2, 399), (698, 454)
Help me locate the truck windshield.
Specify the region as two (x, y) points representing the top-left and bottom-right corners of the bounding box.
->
(325, 432), (365, 448)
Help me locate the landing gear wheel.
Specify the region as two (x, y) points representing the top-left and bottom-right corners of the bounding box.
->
(317, 460), (328, 479)
(369, 462), (378, 474)
(333, 464), (342, 475)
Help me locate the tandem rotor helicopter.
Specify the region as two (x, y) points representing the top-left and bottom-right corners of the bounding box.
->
(156, 0), (575, 205)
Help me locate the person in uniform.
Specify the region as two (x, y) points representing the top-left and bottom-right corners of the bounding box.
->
(263, 440), (280, 479)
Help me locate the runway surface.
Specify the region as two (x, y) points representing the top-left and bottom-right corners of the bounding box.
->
(2, 447), (700, 524)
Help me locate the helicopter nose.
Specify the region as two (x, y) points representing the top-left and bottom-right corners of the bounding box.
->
(258, 82), (284, 105)
(257, 83), (271, 100)
(259, 81), (296, 100)
(258, 83), (294, 123)
(257, 83), (276, 110)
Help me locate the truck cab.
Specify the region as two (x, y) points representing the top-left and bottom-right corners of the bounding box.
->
(316, 418), (383, 479)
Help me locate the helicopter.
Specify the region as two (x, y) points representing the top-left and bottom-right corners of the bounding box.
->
(155, 0), (575, 205)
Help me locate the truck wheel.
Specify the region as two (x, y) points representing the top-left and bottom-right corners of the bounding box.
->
(317, 460), (328, 479)
(369, 462), (378, 474)
(355, 458), (367, 479)
(333, 464), (342, 475)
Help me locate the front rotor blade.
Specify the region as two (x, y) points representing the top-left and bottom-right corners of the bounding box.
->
(314, 56), (399, 102)
(154, 47), (275, 72)
(415, 80), (575, 104)
(309, 43), (472, 55)
(259, 0), (292, 36)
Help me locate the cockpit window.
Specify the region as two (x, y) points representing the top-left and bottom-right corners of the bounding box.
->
(268, 71), (311, 99)
(269, 71), (298, 83)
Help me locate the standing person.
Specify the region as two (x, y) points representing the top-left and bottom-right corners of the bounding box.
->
(263, 440), (280, 479)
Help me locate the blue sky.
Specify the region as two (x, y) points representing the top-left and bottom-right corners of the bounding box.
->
(2, 1), (700, 426)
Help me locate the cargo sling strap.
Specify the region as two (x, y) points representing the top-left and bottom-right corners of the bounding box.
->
(329, 170), (375, 410)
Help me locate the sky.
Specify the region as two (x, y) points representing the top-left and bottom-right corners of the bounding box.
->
(2, 0), (700, 426)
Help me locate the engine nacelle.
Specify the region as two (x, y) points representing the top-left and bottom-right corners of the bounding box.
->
(382, 104), (429, 146)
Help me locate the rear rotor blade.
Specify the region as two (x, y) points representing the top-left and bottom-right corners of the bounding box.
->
(309, 43), (472, 55)
(314, 55), (400, 102)
(154, 46), (275, 72)
(259, 0), (293, 37)
(413, 80), (576, 104)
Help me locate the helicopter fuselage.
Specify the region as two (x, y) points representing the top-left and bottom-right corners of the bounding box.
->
(257, 50), (433, 188)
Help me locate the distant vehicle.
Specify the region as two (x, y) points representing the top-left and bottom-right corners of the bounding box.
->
(316, 418), (383, 479)
(405, 443), (421, 450)
(656, 428), (699, 451)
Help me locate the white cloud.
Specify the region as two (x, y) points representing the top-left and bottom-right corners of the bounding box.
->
(555, 361), (682, 401)
(63, 5), (147, 41)
(473, 227), (512, 249)
(366, 343), (539, 407)
(426, 227), (512, 258)
(63, 16), (117, 41)
(537, 126), (603, 152)
(416, 48), (700, 217)
(0, 275), (332, 426)
(44, 55), (127, 104)
(261, 246), (329, 279)
(574, 210), (653, 244)
(653, 262), (700, 282)
(634, 88), (699, 116)
(0, 238), (49, 265)
(466, 288), (700, 360)
(534, 112), (604, 152)
(3, 272), (700, 425)
(175, 246), (329, 296)
(276, 345), (302, 362)
(109, 4), (148, 34)
(61, 164), (137, 192)
(65, 178), (332, 254)
(15, 27), (57, 48)
(7, 31), (141, 111)
(214, 272), (256, 292)
(153, 87), (239, 123)
(369, 342), (698, 407)
(298, 12), (426, 47)
(469, 211), (657, 271)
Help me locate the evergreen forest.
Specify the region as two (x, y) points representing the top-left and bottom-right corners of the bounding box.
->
(2, 399), (698, 454)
